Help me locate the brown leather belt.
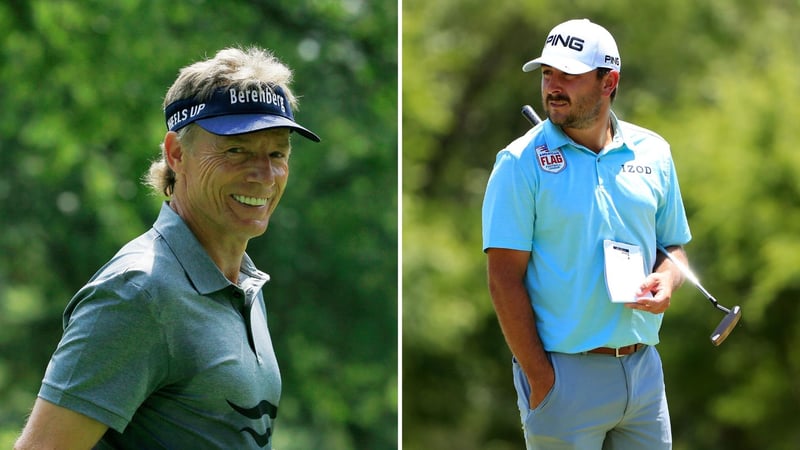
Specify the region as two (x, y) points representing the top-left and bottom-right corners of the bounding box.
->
(586, 343), (644, 357)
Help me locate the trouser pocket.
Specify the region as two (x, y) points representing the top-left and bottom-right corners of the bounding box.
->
(511, 354), (559, 415)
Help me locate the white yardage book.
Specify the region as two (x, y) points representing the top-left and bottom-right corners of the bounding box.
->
(603, 239), (654, 303)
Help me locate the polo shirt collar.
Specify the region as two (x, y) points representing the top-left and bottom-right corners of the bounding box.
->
(152, 202), (269, 295)
(542, 111), (635, 154)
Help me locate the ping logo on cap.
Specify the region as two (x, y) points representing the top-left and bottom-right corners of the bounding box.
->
(545, 34), (585, 52)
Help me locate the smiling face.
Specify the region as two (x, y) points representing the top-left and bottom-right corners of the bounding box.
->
(166, 126), (291, 249)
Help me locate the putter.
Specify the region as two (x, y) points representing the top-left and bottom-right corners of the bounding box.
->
(521, 104), (543, 127)
(520, 104), (742, 346)
(656, 244), (742, 346)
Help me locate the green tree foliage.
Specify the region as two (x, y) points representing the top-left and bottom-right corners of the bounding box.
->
(0, 1), (397, 449)
(403, 0), (800, 449)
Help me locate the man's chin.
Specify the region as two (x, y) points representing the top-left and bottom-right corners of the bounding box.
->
(231, 218), (270, 241)
(248, 221), (270, 238)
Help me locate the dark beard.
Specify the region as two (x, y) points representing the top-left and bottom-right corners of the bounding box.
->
(543, 92), (603, 129)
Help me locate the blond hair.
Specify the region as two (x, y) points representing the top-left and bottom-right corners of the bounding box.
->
(145, 46), (298, 196)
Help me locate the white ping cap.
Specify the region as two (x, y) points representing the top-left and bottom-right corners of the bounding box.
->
(522, 19), (621, 75)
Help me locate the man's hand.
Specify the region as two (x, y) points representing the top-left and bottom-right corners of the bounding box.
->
(626, 245), (687, 315)
(487, 248), (554, 410)
(527, 365), (556, 409)
(625, 271), (675, 314)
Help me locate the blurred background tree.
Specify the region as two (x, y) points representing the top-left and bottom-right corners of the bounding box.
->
(403, 0), (800, 449)
(0, 1), (397, 449)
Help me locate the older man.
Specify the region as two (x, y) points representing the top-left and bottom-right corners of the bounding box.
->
(15, 46), (319, 450)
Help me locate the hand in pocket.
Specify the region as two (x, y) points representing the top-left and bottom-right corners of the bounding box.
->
(527, 365), (555, 409)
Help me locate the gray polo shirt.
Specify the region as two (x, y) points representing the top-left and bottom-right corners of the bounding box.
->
(39, 202), (281, 449)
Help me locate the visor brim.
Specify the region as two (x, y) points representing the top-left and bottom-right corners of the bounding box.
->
(195, 114), (321, 142)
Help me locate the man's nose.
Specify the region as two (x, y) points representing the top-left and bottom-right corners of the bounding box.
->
(544, 78), (563, 95)
(246, 155), (278, 184)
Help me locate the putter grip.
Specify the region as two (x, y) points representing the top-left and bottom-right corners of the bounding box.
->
(521, 105), (542, 126)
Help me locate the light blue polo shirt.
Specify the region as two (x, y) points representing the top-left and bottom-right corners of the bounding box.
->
(482, 113), (691, 353)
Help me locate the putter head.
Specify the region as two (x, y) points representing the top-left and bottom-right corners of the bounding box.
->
(710, 305), (742, 346)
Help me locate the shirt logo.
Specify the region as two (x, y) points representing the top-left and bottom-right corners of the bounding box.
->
(228, 399), (278, 448)
(535, 145), (566, 173)
(620, 163), (653, 175)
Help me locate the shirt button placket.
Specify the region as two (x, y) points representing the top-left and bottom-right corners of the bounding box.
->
(244, 288), (264, 365)
(596, 157), (604, 186)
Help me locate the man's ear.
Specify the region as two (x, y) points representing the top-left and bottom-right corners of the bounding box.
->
(603, 71), (620, 96)
(163, 131), (184, 173)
